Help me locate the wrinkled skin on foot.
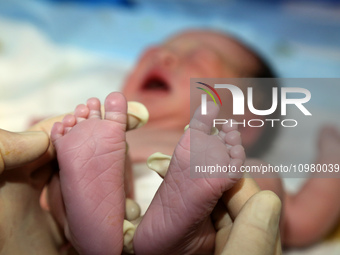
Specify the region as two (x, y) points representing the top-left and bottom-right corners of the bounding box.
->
(0, 99), (148, 255)
(134, 102), (246, 255)
(51, 92), (128, 255)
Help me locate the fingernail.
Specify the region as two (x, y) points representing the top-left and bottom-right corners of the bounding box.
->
(211, 127), (219, 135)
(147, 152), (171, 178)
(123, 220), (136, 254)
(125, 198), (141, 221)
(127, 102), (149, 130)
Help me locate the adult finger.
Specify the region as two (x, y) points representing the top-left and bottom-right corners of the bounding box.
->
(221, 190), (282, 255)
(0, 129), (49, 172)
(211, 200), (233, 255)
(222, 174), (260, 220)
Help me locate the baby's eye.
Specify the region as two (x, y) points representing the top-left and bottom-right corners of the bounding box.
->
(191, 47), (219, 63)
(139, 46), (160, 61)
(189, 47), (222, 74)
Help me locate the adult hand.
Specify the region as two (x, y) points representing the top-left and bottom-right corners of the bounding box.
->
(214, 188), (282, 255)
(0, 129), (49, 172)
(0, 120), (65, 255)
(0, 101), (149, 255)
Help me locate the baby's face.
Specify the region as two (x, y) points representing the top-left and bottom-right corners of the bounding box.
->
(122, 30), (258, 130)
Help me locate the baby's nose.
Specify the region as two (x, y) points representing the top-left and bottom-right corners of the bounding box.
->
(157, 49), (177, 68)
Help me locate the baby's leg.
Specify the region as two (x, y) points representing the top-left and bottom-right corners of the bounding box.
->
(134, 102), (245, 255)
(284, 126), (340, 247)
(51, 92), (127, 255)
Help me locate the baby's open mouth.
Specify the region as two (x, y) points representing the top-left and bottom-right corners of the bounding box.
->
(142, 76), (170, 92)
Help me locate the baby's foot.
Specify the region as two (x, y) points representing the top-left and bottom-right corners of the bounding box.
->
(134, 102), (245, 255)
(51, 92), (127, 255)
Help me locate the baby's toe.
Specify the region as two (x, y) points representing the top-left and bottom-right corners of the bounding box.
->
(190, 101), (219, 134)
(62, 114), (76, 133)
(74, 104), (89, 123)
(87, 97), (102, 119)
(224, 130), (242, 147)
(218, 120), (241, 145)
(104, 92), (127, 125)
(220, 119), (238, 133)
(230, 144), (246, 161)
(51, 122), (65, 142)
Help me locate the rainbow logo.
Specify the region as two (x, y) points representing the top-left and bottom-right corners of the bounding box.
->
(196, 82), (222, 106)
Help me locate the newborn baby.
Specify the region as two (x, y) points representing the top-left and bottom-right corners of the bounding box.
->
(48, 29), (279, 254)
(49, 28), (340, 254)
(122, 29), (340, 247)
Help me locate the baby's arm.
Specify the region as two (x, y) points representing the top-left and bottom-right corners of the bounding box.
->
(284, 178), (340, 247)
(250, 126), (340, 247)
(284, 126), (340, 247)
(248, 159), (340, 247)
